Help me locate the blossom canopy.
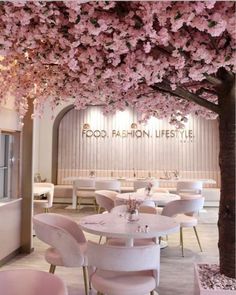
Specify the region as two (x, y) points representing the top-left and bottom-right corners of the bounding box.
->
(0, 1), (235, 126)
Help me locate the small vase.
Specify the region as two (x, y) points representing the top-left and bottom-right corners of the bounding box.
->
(146, 189), (151, 196)
(126, 209), (139, 222)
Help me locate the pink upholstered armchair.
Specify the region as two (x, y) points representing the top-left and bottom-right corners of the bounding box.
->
(87, 241), (160, 295)
(95, 190), (117, 213)
(162, 197), (205, 256)
(33, 213), (88, 295)
(0, 269), (68, 295)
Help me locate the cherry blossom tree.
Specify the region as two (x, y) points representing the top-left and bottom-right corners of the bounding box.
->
(0, 1), (235, 278)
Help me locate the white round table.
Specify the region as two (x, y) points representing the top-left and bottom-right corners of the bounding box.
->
(80, 212), (179, 247)
(115, 192), (180, 207)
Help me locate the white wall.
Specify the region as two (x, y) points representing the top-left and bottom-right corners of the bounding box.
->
(0, 99), (21, 262)
(34, 104), (220, 187)
(0, 97), (21, 131)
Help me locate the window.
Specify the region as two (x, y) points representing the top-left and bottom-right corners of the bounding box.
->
(0, 132), (20, 200)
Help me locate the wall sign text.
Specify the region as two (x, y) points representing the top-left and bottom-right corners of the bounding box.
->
(82, 129), (194, 139)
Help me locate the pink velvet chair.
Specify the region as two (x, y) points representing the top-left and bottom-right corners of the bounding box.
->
(139, 205), (157, 214)
(176, 181), (203, 199)
(87, 241), (160, 295)
(95, 180), (121, 192)
(95, 190), (117, 213)
(33, 213), (88, 295)
(95, 190), (118, 243)
(162, 197), (205, 256)
(72, 178), (96, 210)
(0, 269), (68, 295)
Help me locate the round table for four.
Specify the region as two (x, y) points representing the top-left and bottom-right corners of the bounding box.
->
(80, 212), (179, 247)
(115, 192), (180, 206)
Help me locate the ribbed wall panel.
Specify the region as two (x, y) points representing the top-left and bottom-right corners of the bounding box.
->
(57, 106), (220, 186)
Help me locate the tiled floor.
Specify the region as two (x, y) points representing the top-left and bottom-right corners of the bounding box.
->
(1, 205), (219, 295)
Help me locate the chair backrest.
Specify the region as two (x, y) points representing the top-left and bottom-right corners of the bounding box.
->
(95, 180), (121, 192)
(133, 180), (159, 191)
(33, 213), (86, 267)
(73, 178), (95, 189)
(133, 180), (148, 191)
(87, 241), (160, 286)
(34, 182), (55, 207)
(95, 190), (118, 200)
(176, 181), (203, 196)
(141, 200), (156, 207)
(162, 197), (205, 217)
(139, 205), (157, 214)
(95, 190), (116, 212)
(114, 197), (126, 206)
(0, 269), (68, 295)
(110, 204), (127, 214)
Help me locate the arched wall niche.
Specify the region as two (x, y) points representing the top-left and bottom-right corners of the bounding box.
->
(53, 105), (220, 187)
(51, 104), (74, 184)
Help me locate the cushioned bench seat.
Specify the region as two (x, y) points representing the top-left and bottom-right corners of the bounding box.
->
(54, 184), (134, 204)
(54, 184), (220, 207)
(202, 188), (220, 207)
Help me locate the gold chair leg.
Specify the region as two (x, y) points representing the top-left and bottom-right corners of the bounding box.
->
(49, 264), (56, 273)
(94, 199), (98, 212)
(74, 194), (78, 210)
(97, 205), (101, 214)
(193, 226), (203, 252)
(44, 208), (49, 213)
(98, 236), (103, 244)
(82, 266), (89, 295)
(180, 227), (184, 257)
(78, 196), (81, 211)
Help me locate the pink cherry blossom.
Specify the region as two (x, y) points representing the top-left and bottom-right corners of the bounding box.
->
(0, 1), (234, 126)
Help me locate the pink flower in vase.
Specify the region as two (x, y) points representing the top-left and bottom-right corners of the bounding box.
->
(126, 196), (140, 214)
(145, 182), (153, 196)
(126, 197), (140, 222)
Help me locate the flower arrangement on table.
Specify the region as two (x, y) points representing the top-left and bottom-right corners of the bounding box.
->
(145, 182), (153, 196)
(126, 197), (140, 221)
(126, 197), (140, 214)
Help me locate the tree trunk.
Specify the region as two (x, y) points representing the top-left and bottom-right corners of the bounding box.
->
(217, 71), (235, 278)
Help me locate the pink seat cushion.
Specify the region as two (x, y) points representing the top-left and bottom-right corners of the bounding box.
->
(174, 214), (198, 227)
(45, 248), (64, 266)
(45, 242), (87, 267)
(91, 270), (156, 295)
(0, 269), (67, 295)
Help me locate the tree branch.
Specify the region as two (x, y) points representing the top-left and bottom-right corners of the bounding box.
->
(204, 74), (222, 86)
(209, 35), (219, 53)
(152, 81), (220, 114)
(196, 87), (217, 96)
